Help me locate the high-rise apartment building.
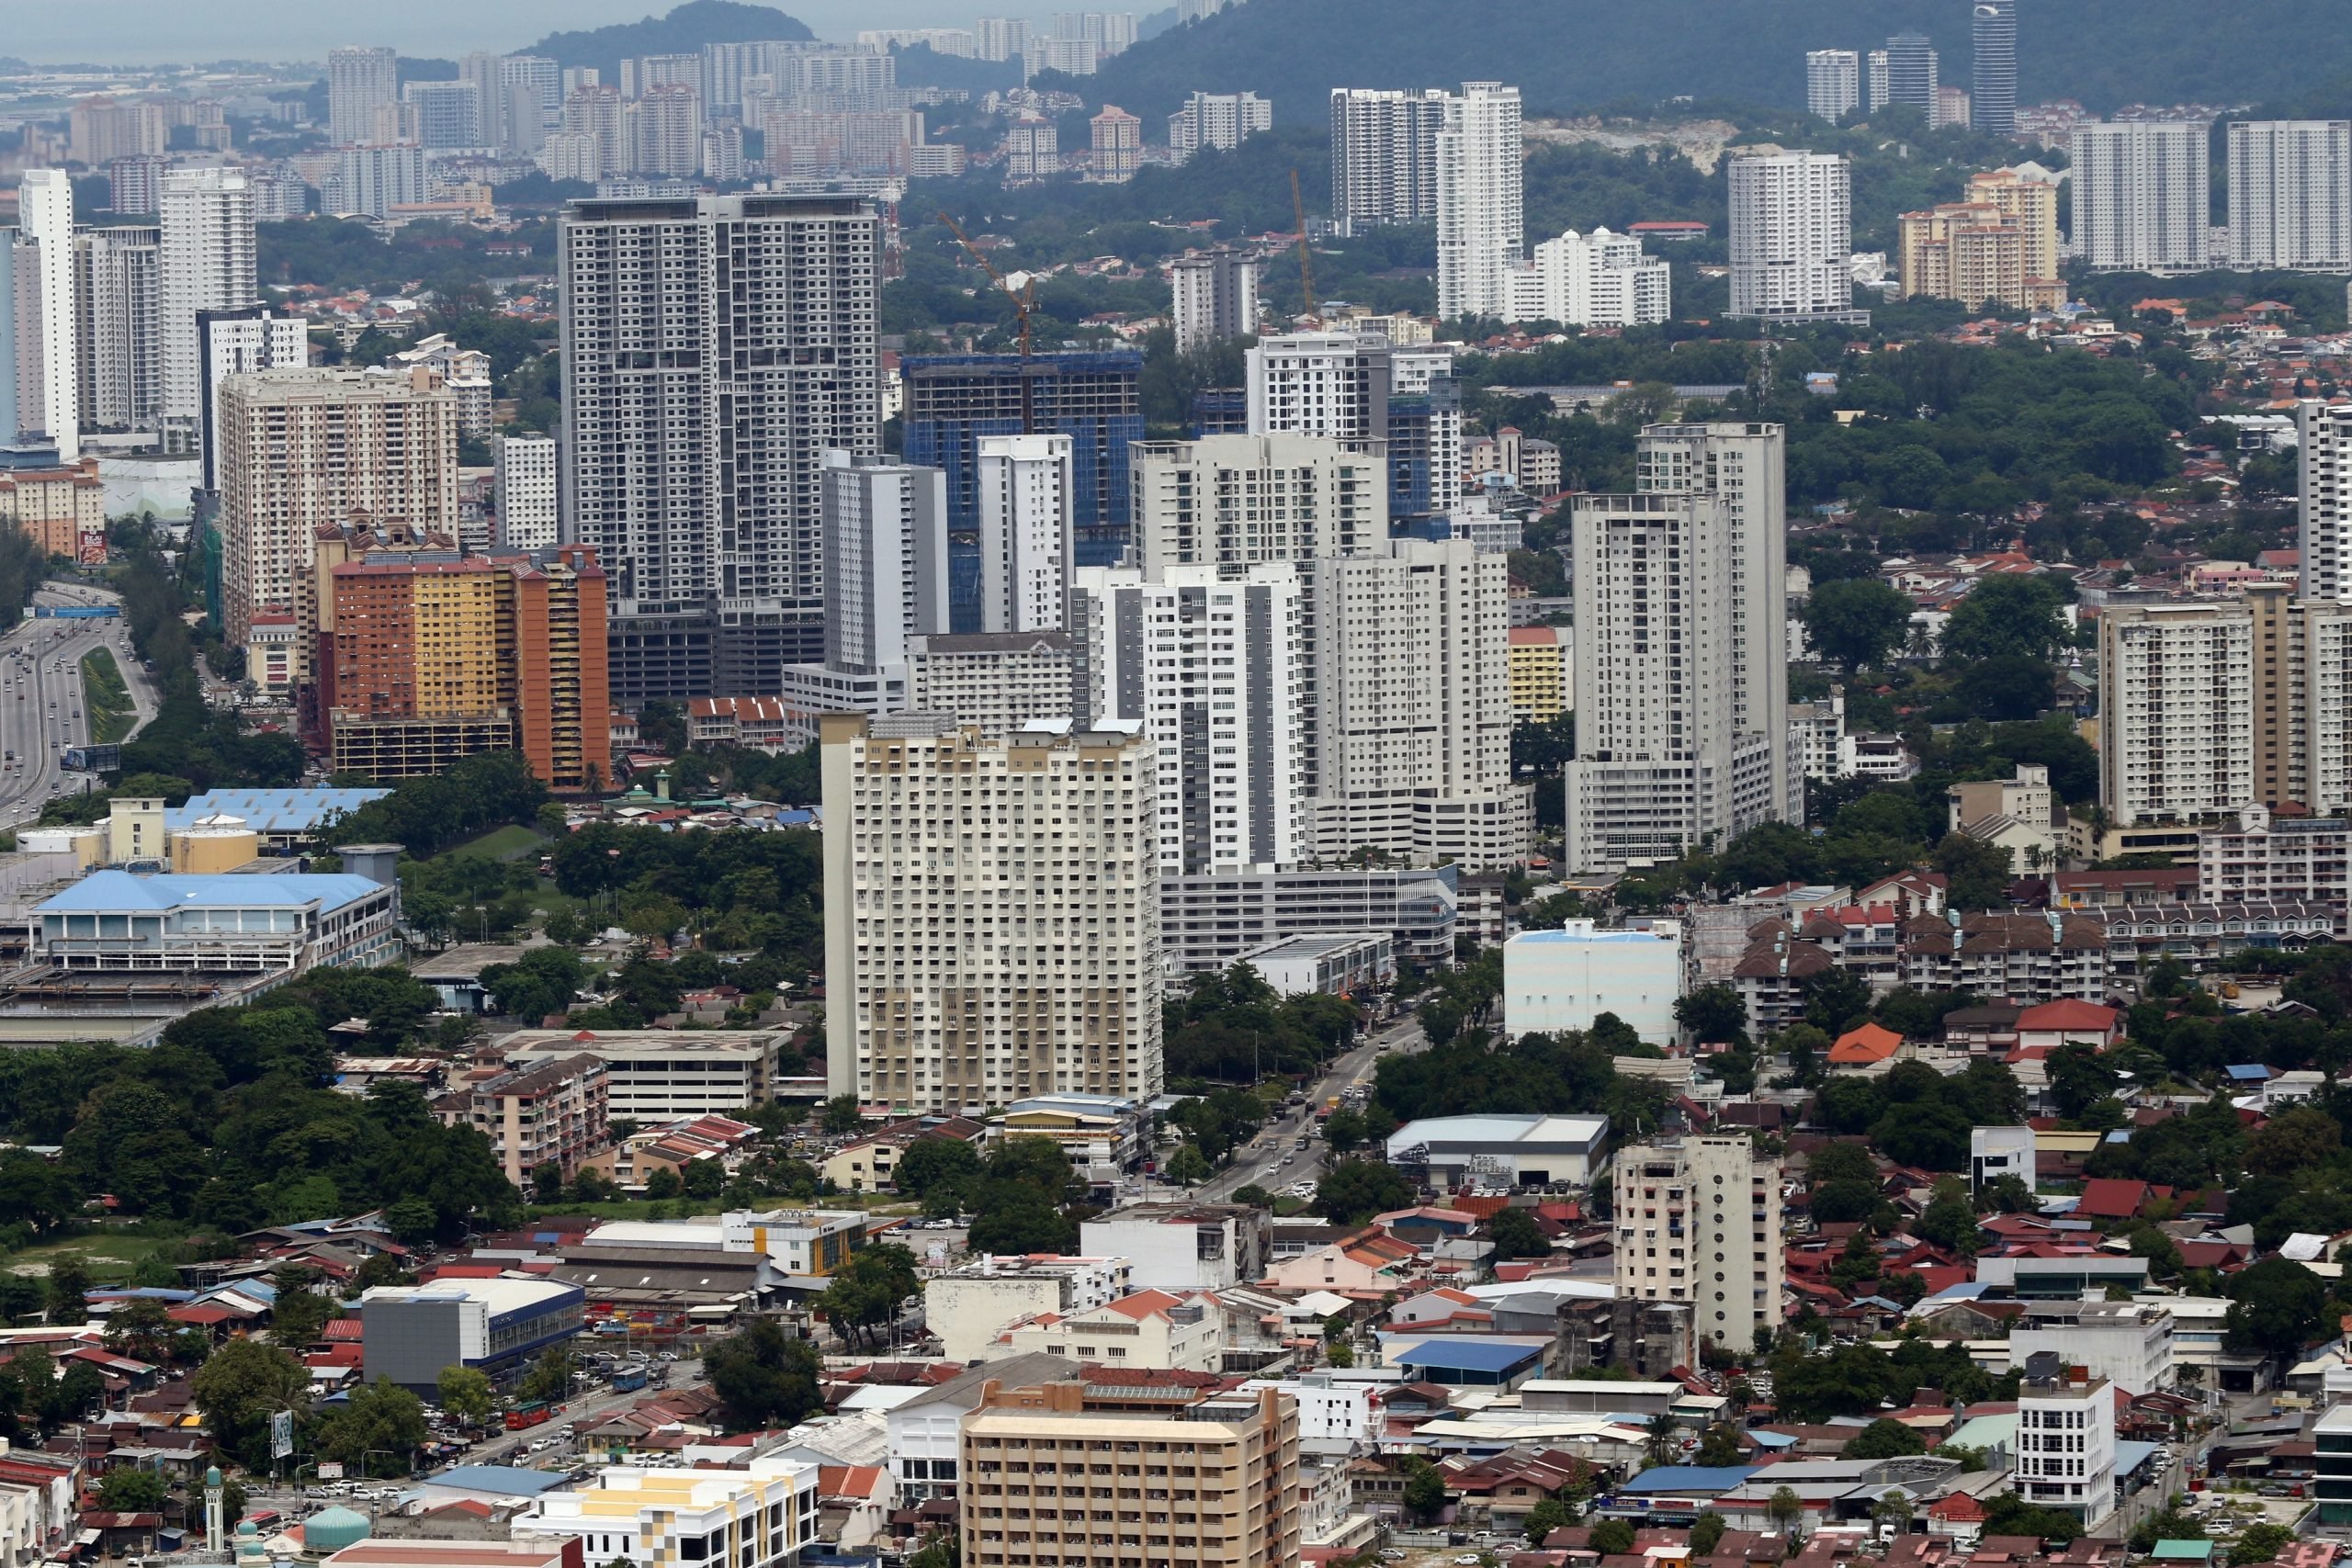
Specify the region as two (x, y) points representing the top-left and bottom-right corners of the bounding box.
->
(1613, 1135), (1784, 1356)
(1131, 434), (1386, 573)
(906, 632), (1076, 736)
(1168, 91), (1272, 164)
(1306, 539), (1525, 870)
(195, 305), (308, 491)
(1967, 166), (2063, 285)
(1071, 563), (1306, 874)
(1329, 87), (1445, 234)
(900, 352), (1142, 623)
(1867, 50), (1890, 114)
(560, 193), (879, 702)
(1505, 227), (1671, 326)
(71, 97), (167, 166)
(1726, 150), (1865, 323)
(1246, 331), (1389, 444)
(1972, 0), (2018, 139)
(322, 546), (611, 790)
(1565, 423), (1794, 873)
(403, 80), (482, 149)
(1806, 50), (1860, 122)
(1435, 82), (1523, 321)
(2304, 400), (2352, 603)
(1170, 247), (1258, 355)
(500, 56), (561, 152)
(19, 171), (78, 460)
(978, 434), (1073, 635)
(494, 434), (560, 550)
(1883, 32), (1938, 119)
(1386, 348), (1462, 523)
(820, 714), (1163, 1112)
(2070, 120), (2211, 273)
(1001, 117), (1059, 182)
(73, 225), (162, 434)
(1897, 201), (2064, 312)
(328, 144), (428, 220)
(1088, 106), (1141, 183)
(958, 1382), (1300, 1568)
(216, 366), (461, 651)
(160, 166), (259, 437)
(2228, 120), (2352, 270)
(628, 85), (703, 177)
(459, 53), (504, 149)
(328, 46), (400, 146)
(819, 451), (950, 674)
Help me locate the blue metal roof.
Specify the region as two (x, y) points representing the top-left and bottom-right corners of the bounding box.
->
(1623, 1464), (1764, 1494)
(1389, 1338), (1545, 1373)
(2225, 1064), (2272, 1081)
(165, 787), (389, 833)
(424, 1466), (571, 1497)
(37, 871), (384, 914)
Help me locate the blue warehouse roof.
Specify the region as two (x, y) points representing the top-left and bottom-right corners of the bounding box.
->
(165, 786), (390, 833)
(37, 871), (386, 914)
(1387, 1337), (1547, 1374)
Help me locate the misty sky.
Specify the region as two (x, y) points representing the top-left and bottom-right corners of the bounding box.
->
(10, 0), (975, 65)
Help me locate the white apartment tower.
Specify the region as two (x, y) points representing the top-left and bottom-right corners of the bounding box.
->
(1565, 423), (1795, 874)
(2304, 400), (2352, 603)
(18, 171), (78, 460)
(1806, 50), (1860, 122)
(1168, 91), (1272, 163)
(1883, 33), (1938, 118)
(1246, 332), (1389, 443)
(2228, 120), (2352, 270)
(820, 450), (951, 672)
(2071, 120), (2211, 273)
(1329, 88), (1445, 233)
(820, 714), (1163, 1113)
(1727, 151), (1863, 322)
(195, 305), (308, 491)
(1307, 538), (1525, 870)
(1131, 434), (1387, 573)
(1170, 247), (1259, 355)
(1506, 227), (1672, 327)
(560, 193), (880, 703)
(494, 434), (560, 550)
(160, 167), (259, 437)
(2099, 603), (2256, 826)
(328, 46), (400, 146)
(1072, 563), (1306, 874)
(978, 434), (1074, 635)
(1435, 82), (1523, 321)
(74, 225), (161, 435)
(1612, 1135), (1784, 1356)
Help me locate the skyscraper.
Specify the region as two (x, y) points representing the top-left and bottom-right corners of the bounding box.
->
(1613, 1135), (1784, 1356)
(160, 167), (259, 438)
(18, 171), (78, 460)
(978, 434), (1074, 635)
(1883, 32), (1939, 119)
(820, 714), (1163, 1111)
(327, 46), (400, 146)
(402, 80), (482, 149)
(1329, 87), (1445, 233)
(2301, 400), (2352, 603)
(1087, 105), (1141, 183)
(2070, 120), (2211, 273)
(459, 52), (505, 148)
(195, 305), (308, 491)
(1972, 0), (2018, 139)
(73, 225), (162, 434)
(494, 434), (560, 550)
(1246, 331), (1390, 443)
(1726, 150), (1865, 323)
(1507, 227), (1672, 326)
(1435, 82), (1523, 321)
(1131, 434), (1386, 573)
(560, 194), (880, 701)
(2228, 120), (2352, 270)
(1170, 247), (1258, 354)
(1565, 423), (1794, 873)
(818, 451), (950, 673)
(1806, 49), (1860, 122)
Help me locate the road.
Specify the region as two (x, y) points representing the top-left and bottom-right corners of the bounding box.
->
(1198, 1015), (1427, 1201)
(0, 584), (152, 829)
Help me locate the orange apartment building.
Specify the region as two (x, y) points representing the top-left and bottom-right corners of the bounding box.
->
(0, 457), (107, 562)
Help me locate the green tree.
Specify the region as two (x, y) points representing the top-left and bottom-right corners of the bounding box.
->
(1403, 1462), (1448, 1524)
(706, 1319), (822, 1430)
(1694, 1425), (1746, 1467)
(1840, 1417), (1926, 1459)
(1644, 1409), (1681, 1468)
(189, 1337), (309, 1467)
(317, 1377), (427, 1474)
(821, 1095), (865, 1134)
(1589, 1517), (1636, 1555)
(813, 1244), (921, 1351)
(1674, 982), (1749, 1047)
(99, 1469), (168, 1511)
(435, 1366), (495, 1428)
(2224, 1254), (2327, 1356)
(1522, 1498), (1576, 1546)
(1766, 1485), (1806, 1539)
(2046, 1042), (2120, 1122)
(1314, 1158), (1413, 1225)
(1689, 1512), (1728, 1555)
(1233, 1183), (1275, 1209)
(643, 1166), (682, 1199)
(1804, 578), (1916, 674)
(2231, 1524), (2298, 1566)
(1487, 1207), (1552, 1260)
(516, 1348), (573, 1404)
(2246, 1105), (2342, 1176)
(894, 1136), (982, 1198)
(105, 1298), (175, 1365)
(1164, 1145), (1213, 1186)
(1940, 574), (2069, 666)
(1322, 1107), (1369, 1153)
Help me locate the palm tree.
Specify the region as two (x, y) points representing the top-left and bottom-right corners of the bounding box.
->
(1644, 1410), (1680, 1469)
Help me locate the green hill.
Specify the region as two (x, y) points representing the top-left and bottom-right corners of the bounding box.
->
(1083, 0), (2352, 124)
(523, 0), (813, 75)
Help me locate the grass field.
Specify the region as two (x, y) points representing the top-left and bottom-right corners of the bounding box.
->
(446, 824), (548, 862)
(79, 648), (135, 744)
(5, 1229), (179, 1282)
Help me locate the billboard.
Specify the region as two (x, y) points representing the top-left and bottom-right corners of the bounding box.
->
(270, 1409), (293, 1460)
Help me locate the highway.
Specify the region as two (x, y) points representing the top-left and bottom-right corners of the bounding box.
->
(0, 582), (154, 829)
(1196, 1014), (1427, 1202)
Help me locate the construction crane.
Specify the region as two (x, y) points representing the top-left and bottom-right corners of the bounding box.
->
(940, 209), (1037, 434)
(1290, 169), (1317, 325)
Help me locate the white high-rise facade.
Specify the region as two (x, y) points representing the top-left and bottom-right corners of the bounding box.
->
(403, 80), (482, 149)
(820, 450), (950, 672)
(628, 85), (703, 176)
(1168, 91), (1272, 163)
(19, 171), (78, 460)
(2228, 120), (2352, 270)
(74, 225), (162, 435)
(1329, 88), (1445, 233)
(1613, 1135), (1784, 1356)
(1806, 50), (1860, 121)
(2071, 120), (2211, 273)
(195, 305), (309, 490)
(1132, 434), (1387, 572)
(978, 434), (1074, 636)
(1306, 537), (1525, 870)
(1170, 247), (1258, 354)
(2304, 400), (2352, 604)
(1435, 82), (1522, 321)
(1973, 0), (2018, 138)
(1071, 563), (1306, 874)
(1726, 150), (1863, 323)
(328, 144), (427, 219)
(2098, 603), (2256, 827)
(494, 433), (560, 550)
(1565, 423), (1795, 874)
(1883, 32), (1938, 118)
(560, 193), (880, 704)
(160, 167), (259, 437)
(2014, 1368), (2117, 1524)
(1246, 331), (1389, 443)
(328, 46), (400, 146)
(1504, 227), (1671, 326)
(820, 714), (1163, 1113)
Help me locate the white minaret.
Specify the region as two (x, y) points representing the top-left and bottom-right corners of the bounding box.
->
(19, 170), (78, 459)
(204, 1463), (225, 1551)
